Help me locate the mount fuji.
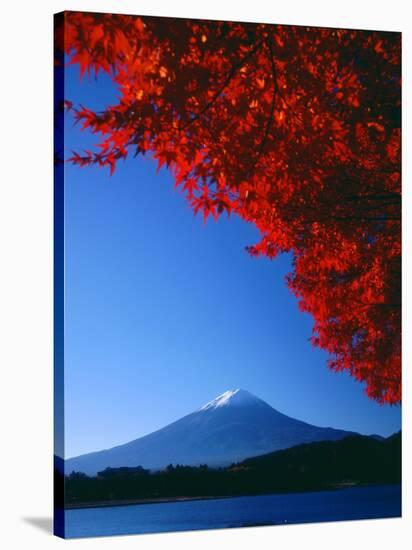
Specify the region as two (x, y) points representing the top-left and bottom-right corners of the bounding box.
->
(66, 389), (358, 476)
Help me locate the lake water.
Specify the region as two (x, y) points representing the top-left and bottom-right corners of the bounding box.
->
(64, 484), (401, 538)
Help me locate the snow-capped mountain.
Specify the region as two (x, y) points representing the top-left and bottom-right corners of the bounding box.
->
(199, 388), (262, 410)
(66, 389), (357, 476)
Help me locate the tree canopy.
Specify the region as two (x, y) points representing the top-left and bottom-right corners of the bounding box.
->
(56, 12), (401, 404)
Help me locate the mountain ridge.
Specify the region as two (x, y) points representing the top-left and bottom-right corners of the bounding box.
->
(66, 389), (359, 475)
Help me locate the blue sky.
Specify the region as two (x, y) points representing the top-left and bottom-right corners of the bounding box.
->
(64, 65), (401, 458)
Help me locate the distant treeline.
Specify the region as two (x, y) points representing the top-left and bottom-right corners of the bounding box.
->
(64, 433), (401, 506)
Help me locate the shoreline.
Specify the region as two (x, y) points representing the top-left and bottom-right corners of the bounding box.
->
(66, 494), (233, 510)
(64, 482), (399, 510)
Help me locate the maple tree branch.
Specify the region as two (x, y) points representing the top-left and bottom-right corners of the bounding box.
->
(64, 14), (402, 404)
(179, 39), (265, 131)
(331, 215), (401, 222)
(342, 189), (401, 201)
(244, 39), (278, 182)
(269, 48), (303, 125)
(359, 302), (401, 308)
(255, 41), (277, 163)
(378, 375), (401, 384)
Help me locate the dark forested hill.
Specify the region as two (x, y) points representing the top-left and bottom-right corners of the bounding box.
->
(65, 433), (401, 507)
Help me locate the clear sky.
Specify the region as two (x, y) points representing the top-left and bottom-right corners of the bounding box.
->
(64, 64), (401, 459)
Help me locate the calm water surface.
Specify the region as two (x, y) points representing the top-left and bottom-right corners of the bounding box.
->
(65, 484), (401, 538)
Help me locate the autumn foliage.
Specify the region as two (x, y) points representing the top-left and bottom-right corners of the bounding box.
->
(56, 12), (401, 404)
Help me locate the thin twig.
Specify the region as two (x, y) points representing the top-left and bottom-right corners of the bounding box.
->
(249, 39), (278, 174)
(179, 39), (264, 131)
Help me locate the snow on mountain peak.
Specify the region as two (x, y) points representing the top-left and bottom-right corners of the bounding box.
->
(199, 389), (260, 411)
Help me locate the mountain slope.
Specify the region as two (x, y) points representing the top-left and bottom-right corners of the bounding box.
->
(66, 389), (358, 475)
